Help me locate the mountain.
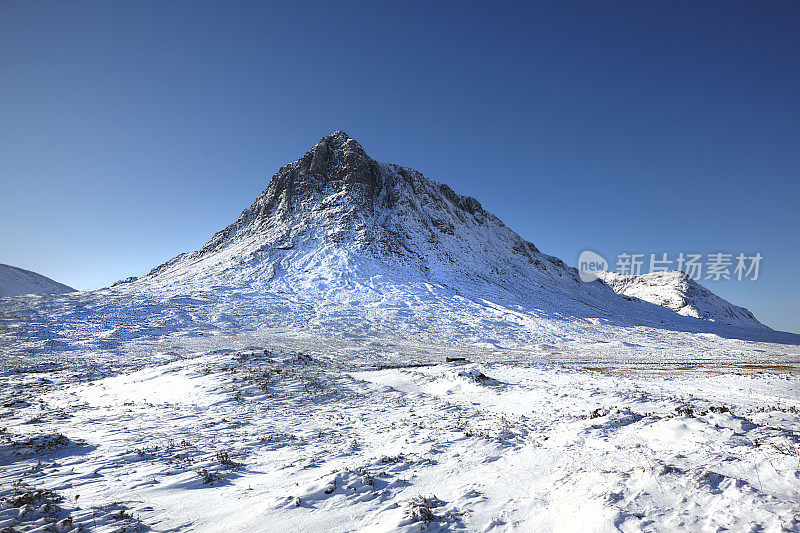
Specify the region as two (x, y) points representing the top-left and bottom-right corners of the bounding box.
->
(134, 130), (559, 290)
(596, 270), (765, 328)
(0, 264), (75, 297)
(124, 131), (764, 331)
(120, 131), (636, 320)
(4, 132), (789, 362)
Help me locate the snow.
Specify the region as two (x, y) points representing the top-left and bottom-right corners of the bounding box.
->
(2, 347), (799, 531)
(1, 132), (799, 531)
(597, 270), (765, 328)
(0, 264), (74, 298)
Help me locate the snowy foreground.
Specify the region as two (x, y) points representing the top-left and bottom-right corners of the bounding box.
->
(1, 332), (799, 532)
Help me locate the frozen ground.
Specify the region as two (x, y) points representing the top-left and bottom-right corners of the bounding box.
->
(1, 330), (799, 532)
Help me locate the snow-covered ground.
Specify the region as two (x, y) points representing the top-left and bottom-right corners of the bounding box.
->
(1, 338), (799, 532)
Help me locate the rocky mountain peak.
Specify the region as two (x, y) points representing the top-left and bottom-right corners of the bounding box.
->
(263, 131), (382, 213)
(190, 131), (544, 269)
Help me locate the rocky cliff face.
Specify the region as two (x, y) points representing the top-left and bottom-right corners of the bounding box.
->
(196, 131), (384, 257)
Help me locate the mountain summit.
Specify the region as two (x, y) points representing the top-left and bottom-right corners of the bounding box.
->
(199, 131), (532, 259)
(597, 270), (763, 327)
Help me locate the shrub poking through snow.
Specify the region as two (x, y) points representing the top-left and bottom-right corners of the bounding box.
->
(1, 485), (63, 509)
(355, 466), (374, 486)
(294, 353), (313, 366)
(454, 367), (493, 383)
(324, 477), (337, 494)
(196, 468), (223, 485)
(0, 482), (145, 531)
(405, 494), (439, 528)
(215, 450), (241, 469)
(11, 433), (72, 454)
(590, 408), (606, 419)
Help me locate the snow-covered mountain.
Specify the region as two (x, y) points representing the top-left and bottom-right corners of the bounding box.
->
(596, 270), (765, 328)
(132, 131), (566, 291)
(0, 264), (74, 297)
(3, 132), (789, 364)
(123, 131), (763, 330)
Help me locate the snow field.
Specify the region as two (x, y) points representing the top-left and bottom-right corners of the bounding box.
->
(2, 347), (799, 531)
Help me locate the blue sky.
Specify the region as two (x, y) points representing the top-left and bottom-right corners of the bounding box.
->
(1, 1), (798, 332)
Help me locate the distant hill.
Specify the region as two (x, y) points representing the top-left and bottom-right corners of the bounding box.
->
(0, 264), (75, 297)
(597, 270), (764, 328)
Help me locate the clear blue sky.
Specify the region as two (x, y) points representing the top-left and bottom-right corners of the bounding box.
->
(1, 1), (798, 332)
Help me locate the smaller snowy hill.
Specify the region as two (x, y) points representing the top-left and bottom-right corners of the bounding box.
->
(596, 270), (765, 328)
(0, 264), (75, 298)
